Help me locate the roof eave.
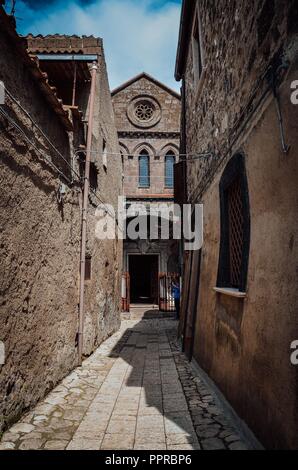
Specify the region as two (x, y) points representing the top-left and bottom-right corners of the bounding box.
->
(0, 8), (73, 131)
(175, 0), (196, 81)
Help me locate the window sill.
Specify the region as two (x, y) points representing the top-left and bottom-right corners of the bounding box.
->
(213, 287), (246, 298)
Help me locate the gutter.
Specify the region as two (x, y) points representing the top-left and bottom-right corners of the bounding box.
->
(36, 54), (98, 62)
(175, 0), (196, 81)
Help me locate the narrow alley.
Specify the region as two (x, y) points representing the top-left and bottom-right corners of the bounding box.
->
(1, 0), (298, 454)
(0, 307), (249, 451)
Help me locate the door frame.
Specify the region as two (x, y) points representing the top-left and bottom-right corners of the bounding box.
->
(128, 253), (160, 304)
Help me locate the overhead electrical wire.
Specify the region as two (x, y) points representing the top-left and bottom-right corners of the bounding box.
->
(0, 105), (119, 222)
(0, 83), (211, 224)
(76, 149), (213, 160)
(188, 58), (289, 202)
(0, 106), (73, 185)
(0, 85), (174, 222)
(0, 85), (120, 220)
(2, 84), (211, 161)
(1, 83), (83, 183)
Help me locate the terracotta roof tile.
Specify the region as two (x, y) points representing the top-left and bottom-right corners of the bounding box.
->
(25, 34), (102, 55)
(0, 8), (73, 131)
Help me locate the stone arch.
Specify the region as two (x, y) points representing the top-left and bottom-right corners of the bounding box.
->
(159, 143), (179, 161)
(119, 142), (130, 157)
(132, 142), (156, 159)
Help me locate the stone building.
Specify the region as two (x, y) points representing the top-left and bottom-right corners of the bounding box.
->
(175, 0), (298, 449)
(112, 73), (181, 309)
(0, 8), (122, 432)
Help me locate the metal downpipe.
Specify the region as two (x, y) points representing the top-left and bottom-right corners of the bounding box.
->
(77, 62), (98, 366)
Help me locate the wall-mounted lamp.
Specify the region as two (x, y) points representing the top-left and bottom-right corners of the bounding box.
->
(0, 81), (5, 105)
(57, 182), (67, 204)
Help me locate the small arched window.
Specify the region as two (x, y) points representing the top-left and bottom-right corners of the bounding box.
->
(139, 150), (150, 188)
(165, 152), (175, 188)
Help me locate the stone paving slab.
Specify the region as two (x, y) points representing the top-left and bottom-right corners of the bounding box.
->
(0, 309), (251, 450)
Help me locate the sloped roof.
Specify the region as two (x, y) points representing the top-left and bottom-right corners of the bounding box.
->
(0, 8), (72, 131)
(112, 72), (181, 99)
(26, 34), (102, 55)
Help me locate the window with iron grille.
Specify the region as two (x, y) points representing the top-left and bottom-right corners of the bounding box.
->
(217, 154), (250, 292)
(227, 177), (244, 287)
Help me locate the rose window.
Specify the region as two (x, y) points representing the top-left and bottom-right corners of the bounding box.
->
(127, 96), (161, 128)
(135, 102), (154, 121)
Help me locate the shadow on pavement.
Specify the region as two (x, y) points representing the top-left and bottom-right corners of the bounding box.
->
(108, 307), (198, 448)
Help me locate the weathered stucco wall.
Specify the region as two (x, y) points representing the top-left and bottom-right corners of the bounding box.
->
(180, 0), (298, 449)
(193, 73), (298, 449)
(0, 25), (122, 432)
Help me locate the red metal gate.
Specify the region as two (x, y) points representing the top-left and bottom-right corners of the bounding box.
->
(123, 271), (180, 313)
(159, 273), (180, 312)
(121, 272), (130, 312)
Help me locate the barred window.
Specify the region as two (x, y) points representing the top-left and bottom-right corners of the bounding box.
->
(227, 177), (244, 287)
(139, 150), (150, 188)
(217, 154), (250, 292)
(165, 152), (175, 188)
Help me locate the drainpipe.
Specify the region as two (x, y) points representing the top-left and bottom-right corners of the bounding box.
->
(78, 61), (98, 366)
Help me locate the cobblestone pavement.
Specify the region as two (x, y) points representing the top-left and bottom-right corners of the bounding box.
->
(0, 306), (250, 450)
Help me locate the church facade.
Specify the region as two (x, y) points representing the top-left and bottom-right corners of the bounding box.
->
(112, 73), (181, 309)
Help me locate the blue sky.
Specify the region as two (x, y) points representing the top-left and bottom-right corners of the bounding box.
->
(6, 0), (182, 91)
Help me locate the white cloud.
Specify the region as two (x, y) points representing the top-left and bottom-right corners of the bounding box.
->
(17, 0), (181, 91)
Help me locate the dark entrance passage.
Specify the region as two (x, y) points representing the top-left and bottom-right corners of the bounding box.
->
(129, 255), (159, 304)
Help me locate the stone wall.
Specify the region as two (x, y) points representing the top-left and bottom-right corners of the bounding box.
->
(112, 74), (181, 304)
(179, 0), (298, 449)
(112, 75), (181, 197)
(184, 0), (298, 201)
(0, 22), (121, 432)
(113, 76), (181, 133)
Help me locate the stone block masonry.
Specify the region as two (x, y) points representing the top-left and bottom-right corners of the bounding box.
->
(112, 73), (181, 198)
(112, 73), (182, 300)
